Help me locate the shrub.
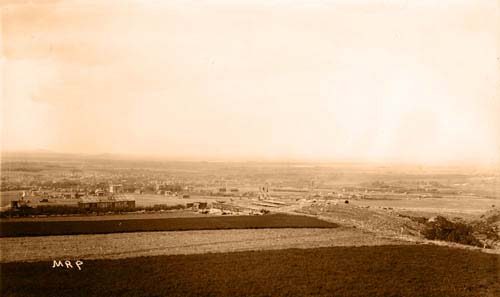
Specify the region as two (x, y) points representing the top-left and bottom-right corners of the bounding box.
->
(422, 216), (482, 247)
(260, 209), (270, 215)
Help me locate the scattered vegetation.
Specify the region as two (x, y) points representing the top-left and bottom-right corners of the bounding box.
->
(473, 209), (500, 248)
(142, 204), (186, 212)
(398, 213), (428, 224)
(0, 214), (337, 237)
(400, 211), (500, 249)
(1, 245), (498, 297)
(417, 211), (500, 249)
(422, 216), (482, 247)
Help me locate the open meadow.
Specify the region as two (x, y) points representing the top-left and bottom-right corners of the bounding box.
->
(0, 227), (405, 262)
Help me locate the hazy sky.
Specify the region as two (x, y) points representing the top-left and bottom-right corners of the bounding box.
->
(1, 0), (499, 164)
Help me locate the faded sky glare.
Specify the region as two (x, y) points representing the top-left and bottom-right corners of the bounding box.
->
(1, 0), (499, 164)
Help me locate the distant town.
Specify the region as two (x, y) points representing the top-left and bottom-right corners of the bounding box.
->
(2, 155), (496, 215)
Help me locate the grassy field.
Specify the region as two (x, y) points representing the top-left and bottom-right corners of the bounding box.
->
(0, 214), (337, 237)
(1, 245), (498, 297)
(1, 228), (405, 262)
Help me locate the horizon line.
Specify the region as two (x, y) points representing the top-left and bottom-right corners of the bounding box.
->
(1, 149), (499, 169)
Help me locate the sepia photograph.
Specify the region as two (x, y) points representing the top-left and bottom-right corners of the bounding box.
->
(1, 0), (499, 296)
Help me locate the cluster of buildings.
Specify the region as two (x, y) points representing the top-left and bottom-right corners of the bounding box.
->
(78, 197), (135, 210)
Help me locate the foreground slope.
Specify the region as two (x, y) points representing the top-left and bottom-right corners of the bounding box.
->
(1, 245), (498, 297)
